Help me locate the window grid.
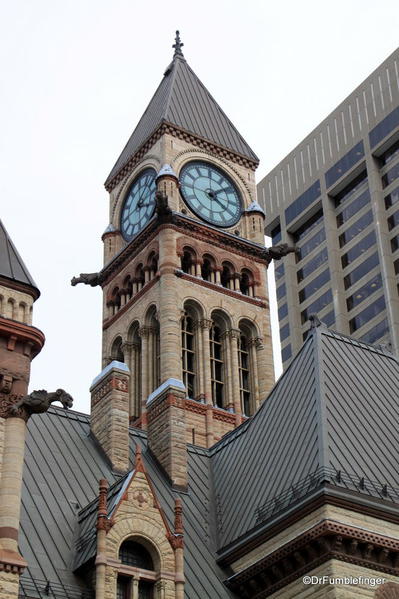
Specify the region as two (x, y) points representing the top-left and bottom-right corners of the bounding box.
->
(181, 314), (196, 399)
(238, 334), (251, 416)
(210, 325), (224, 408)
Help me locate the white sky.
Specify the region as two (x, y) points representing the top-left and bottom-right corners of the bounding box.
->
(1, 0), (398, 413)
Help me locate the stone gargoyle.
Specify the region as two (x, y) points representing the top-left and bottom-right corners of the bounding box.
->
(11, 388), (73, 416)
(71, 272), (101, 287)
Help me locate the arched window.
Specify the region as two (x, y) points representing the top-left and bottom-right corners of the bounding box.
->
(240, 269), (254, 296)
(201, 254), (216, 282)
(117, 540), (155, 599)
(181, 312), (196, 399)
(135, 264), (145, 291)
(128, 322), (141, 420)
(221, 262), (235, 289)
(145, 307), (160, 394)
(147, 252), (158, 280)
(123, 276), (133, 302)
(210, 323), (224, 408)
(181, 248), (196, 275)
(111, 337), (124, 363)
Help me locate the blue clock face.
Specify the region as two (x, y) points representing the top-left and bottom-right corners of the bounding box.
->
(120, 169), (157, 241)
(179, 161), (242, 227)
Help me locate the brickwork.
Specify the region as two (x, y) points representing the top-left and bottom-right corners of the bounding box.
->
(90, 364), (130, 473)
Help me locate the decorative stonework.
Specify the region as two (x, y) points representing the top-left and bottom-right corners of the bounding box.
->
(225, 520), (399, 598)
(375, 582), (399, 598)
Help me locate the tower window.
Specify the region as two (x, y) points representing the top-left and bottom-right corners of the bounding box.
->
(238, 334), (251, 415)
(181, 313), (196, 399)
(119, 540), (154, 569)
(117, 577), (131, 599)
(201, 258), (212, 281)
(210, 324), (224, 407)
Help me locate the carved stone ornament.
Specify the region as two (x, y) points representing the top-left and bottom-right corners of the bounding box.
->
(2, 388), (74, 420)
(132, 488), (150, 509)
(71, 272), (101, 287)
(375, 582), (399, 598)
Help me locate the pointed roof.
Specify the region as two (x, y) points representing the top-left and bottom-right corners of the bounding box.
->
(0, 219), (40, 299)
(105, 32), (258, 190)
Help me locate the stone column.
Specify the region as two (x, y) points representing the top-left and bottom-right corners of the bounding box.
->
(173, 499), (185, 599)
(132, 578), (139, 599)
(95, 479), (108, 599)
(139, 327), (149, 423)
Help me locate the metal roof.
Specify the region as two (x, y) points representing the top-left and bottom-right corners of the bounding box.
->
(210, 325), (399, 550)
(0, 219), (39, 295)
(19, 325), (399, 596)
(21, 408), (234, 599)
(105, 49), (258, 187)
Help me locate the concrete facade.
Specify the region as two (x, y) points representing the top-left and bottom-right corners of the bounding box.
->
(258, 47), (399, 368)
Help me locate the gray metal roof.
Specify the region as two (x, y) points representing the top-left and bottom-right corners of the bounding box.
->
(21, 408), (234, 599)
(0, 219), (39, 295)
(210, 325), (399, 550)
(19, 325), (399, 596)
(105, 52), (258, 187)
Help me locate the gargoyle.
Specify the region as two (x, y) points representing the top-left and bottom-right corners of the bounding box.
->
(155, 190), (173, 221)
(71, 272), (101, 287)
(268, 243), (297, 260)
(11, 388), (73, 416)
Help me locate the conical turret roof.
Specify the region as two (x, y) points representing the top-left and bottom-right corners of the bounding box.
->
(0, 219), (40, 299)
(105, 32), (258, 190)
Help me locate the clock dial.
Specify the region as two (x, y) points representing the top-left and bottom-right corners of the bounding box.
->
(179, 161), (242, 227)
(120, 169), (157, 241)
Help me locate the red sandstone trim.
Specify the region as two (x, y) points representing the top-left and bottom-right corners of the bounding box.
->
(177, 272), (267, 307)
(0, 317), (45, 357)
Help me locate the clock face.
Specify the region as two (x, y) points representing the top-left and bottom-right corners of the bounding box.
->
(179, 161), (242, 227)
(120, 168), (157, 241)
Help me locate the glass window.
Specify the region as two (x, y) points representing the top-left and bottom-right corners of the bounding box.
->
(382, 162), (399, 189)
(336, 189), (370, 227)
(280, 323), (290, 342)
(296, 228), (326, 262)
(274, 263), (285, 281)
(117, 578), (131, 599)
(338, 210), (373, 248)
(139, 581), (154, 599)
(271, 223), (281, 244)
(293, 209), (323, 243)
(297, 248), (328, 283)
(210, 324), (224, 408)
(285, 180), (321, 224)
(301, 289), (333, 324)
(238, 334), (251, 416)
(181, 313), (196, 399)
(385, 186), (399, 209)
(379, 139), (399, 166)
(278, 303), (288, 320)
(349, 296), (386, 333)
(343, 252), (379, 290)
(281, 344), (292, 362)
(369, 106), (399, 148)
(388, 210), (399, 231)
(276, 283), (286, 300)
(299, 268), (330, 303)
(119, 542), (154, 569)
(341, 230), (376, 268)
(333, 170), (368, 207)
(360, 318), (390, 344)
(391, 235), (399, 253)
(346, 273), (382, 311)
(325, 141), (365, 188)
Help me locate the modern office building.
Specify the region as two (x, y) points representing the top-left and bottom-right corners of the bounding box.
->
(258, 47), (399, 368)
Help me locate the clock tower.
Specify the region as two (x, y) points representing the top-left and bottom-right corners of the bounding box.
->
(88, 32), (274, 488)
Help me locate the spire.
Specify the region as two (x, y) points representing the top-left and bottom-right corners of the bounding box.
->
(105, 32), (258, 190)
(172, 30), (184, 58)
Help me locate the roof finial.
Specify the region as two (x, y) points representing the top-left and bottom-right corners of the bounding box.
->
(173, 30), (184, 58)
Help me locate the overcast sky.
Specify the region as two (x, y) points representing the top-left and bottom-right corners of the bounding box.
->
(1, 0), (398, 413)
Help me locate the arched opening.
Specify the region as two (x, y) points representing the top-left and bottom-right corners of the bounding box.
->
(135, 264), (145, 291)
(147, 251), (158, 280)
(117, 539), (156, 599)
(221, 261), (235, 289)
(181, 247), (196, 275)
(240, 268), (254, 296)
(201, 253), (216, 282)
(145, 306), (160, 393)
(181, 312), (196, 399)
(111, 336), (124, 363)
(123, 276), (133, 303)
(209, 311), (231, 409)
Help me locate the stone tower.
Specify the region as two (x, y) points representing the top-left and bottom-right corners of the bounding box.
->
(88, 33), (274, 488)
(0, 220), (45, 598)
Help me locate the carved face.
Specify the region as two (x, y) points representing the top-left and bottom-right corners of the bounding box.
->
(0, 375), (13, 394)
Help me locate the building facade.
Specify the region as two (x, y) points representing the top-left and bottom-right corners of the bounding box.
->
(1, 35), (399, 599)
(258, 48), (399, 368)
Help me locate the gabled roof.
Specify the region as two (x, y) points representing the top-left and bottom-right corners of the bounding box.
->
(105, 36), (258, 189)
(211, 325), (399, 553)
(0, 219), (39, 298)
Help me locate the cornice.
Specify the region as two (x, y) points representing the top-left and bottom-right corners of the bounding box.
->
(0, 275), (40, 301)
(0, 316), (45, 357)
(225, 520), (399, 598)
(105, 121), (259, 192)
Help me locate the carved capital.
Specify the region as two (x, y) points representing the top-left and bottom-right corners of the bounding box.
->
(199, 319), (213, 330)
